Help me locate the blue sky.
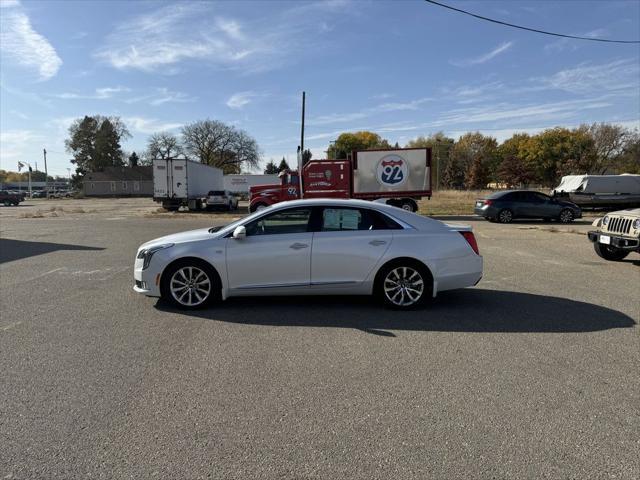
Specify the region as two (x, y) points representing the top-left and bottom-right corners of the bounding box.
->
(1, 0), (639, 176)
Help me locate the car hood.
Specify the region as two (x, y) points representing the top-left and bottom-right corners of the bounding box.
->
(140, 228), (215, 249)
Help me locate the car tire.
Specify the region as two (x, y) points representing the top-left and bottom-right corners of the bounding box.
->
(160, 259), (220, 310)
(375, 260), (432, 310)
(593, 243), (629, 261)
(559, 209), (574, 223)
(400, 199), (417, 212)
(497, 209), (513, 224)
(3, 200), (11, 206)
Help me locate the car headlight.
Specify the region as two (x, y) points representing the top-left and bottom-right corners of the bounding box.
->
(602, 216), (609, 226)
(137, 243), (174, 269)
(634, 219), (640, 230)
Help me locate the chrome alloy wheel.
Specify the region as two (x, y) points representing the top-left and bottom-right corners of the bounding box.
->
(498, 209), (513, 223)
(383, 266), (425, 307)
(169, 266), (211, 307)
(559, 209), (574, 223)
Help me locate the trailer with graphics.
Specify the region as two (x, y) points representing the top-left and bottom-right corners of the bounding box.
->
(153, 158), (223, 211)
(249, 148), (431, 212)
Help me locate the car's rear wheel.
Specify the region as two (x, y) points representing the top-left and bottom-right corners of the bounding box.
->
(161, 260), (219, 309)
(3, 200), (11, 206)
(594, 243), (629, 261)
(497, 209), (513, 223)
(559, 208), (574, 223)
(376, 262), (432, 309)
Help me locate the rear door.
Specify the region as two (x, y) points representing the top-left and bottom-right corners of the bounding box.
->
(153, 160), (169, 198)
(170, 159), (188, 198)
(310, 207), (394, 288)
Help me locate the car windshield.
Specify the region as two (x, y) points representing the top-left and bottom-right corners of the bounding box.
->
(207, 206), (273, 235)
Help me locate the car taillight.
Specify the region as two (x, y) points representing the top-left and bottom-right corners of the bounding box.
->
(484, 199), (493, 206)
(459, 231), (479, 255)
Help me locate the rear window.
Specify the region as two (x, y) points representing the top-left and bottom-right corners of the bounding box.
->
(208, 191), (225, 196)
(488, 191), (514, 200)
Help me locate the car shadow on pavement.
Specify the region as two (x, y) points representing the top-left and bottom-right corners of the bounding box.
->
(155, 288), (636, 336)
(0, 238), (104, 264)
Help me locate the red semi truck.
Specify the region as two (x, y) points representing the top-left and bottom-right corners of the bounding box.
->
(249, 147), (432, 212)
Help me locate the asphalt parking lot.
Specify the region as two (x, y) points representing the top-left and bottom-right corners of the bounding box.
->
(1, 199), (639, 479)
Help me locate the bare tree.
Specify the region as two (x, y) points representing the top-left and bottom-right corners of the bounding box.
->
(580, 123), (632, 174)
(181, 119), (260, 172)
(146, 132), (184, 161)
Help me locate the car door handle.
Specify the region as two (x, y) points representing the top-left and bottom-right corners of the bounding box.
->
(369, 240), (387, 246)
(289, 243), (309, 250)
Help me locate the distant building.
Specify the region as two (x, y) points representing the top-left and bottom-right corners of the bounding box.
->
(83, 166), (153, 197)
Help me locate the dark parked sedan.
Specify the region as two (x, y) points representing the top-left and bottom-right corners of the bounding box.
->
(474, 190), (582, 223)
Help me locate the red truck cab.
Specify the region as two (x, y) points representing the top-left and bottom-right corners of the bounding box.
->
(249, 148), (431, 212)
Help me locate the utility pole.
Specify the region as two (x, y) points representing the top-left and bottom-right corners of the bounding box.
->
(43, 148), (48, 197)
(298, 91), (305, 197)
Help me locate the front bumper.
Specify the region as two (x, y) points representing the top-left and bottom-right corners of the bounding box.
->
(587, 231), (640, 251)
(133, 257), (162, 297)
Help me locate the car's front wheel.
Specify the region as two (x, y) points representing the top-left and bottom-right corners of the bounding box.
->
(376, 262), (431, 309)
(161, 260), (219, 309)
(559, 208), (574, 223)
(594, 243), (629, 261)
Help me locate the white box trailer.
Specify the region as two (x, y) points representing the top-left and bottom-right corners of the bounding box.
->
(223, 174), (280, 193)
(153, 158), (223, 211)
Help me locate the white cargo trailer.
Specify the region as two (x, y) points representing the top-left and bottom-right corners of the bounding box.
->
(153, 158), (223, 211)
(223, 174), (280, 193)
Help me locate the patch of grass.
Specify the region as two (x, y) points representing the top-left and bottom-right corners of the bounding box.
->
(418, 189), (492, 216)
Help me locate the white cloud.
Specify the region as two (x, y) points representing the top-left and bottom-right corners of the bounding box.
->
(0, 129), (37, 163)
(95, 1), (355, 74)
(308, 97), (432, 126)
(125, 87), (195, 106)
(54, 86), (130, 100)
(533, 59), (640, 95)
(0, 6), (62, 80)
(216, 18), (244, 40)
(226, 91), (258, 109)
(0, 0), (21, 8)
(435, 98), (612, 125)
(450, 41), (513, 67)
(123, 117), (183, 134)
(95, 4), (273, 73)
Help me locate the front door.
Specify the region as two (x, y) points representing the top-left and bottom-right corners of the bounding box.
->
(226, 207), (313, 293)
(311, 207), (393, 287)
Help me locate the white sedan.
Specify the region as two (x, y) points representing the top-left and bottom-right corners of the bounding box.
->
(134, 199), (483, 310)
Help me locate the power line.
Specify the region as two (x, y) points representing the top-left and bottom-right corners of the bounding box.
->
(424, 0), (640, 44)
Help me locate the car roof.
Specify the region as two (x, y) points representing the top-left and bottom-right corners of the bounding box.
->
(265, 198), (449, 231)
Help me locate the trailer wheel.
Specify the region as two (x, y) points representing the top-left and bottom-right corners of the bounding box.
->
(400, 199), (418, 212)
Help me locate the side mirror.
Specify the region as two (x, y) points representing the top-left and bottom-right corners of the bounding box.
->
(232, 225), (246, 239)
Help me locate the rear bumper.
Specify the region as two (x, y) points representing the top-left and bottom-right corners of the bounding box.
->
(473, 205), (497, 218)
(587, 231), (640, 250)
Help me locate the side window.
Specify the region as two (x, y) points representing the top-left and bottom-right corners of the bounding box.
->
(321, 208), (366, 231)
(531, 193), (549, 203)
(371, 210), (403, 230)
(320, 208), (401, 231)
(245, 208), (311, 236)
